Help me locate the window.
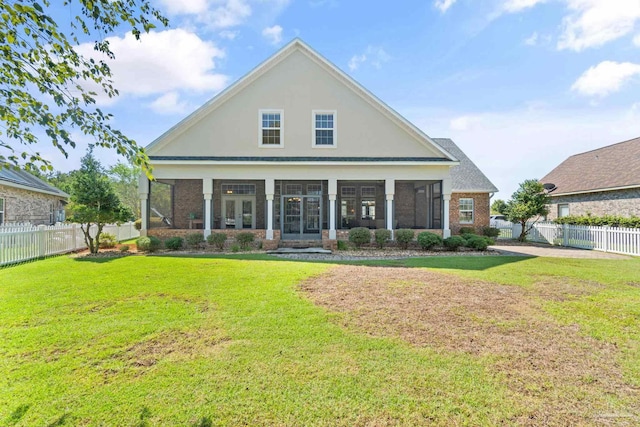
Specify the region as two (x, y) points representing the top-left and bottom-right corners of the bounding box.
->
(285, 184), (303, 195)
(361, 200), (375, 220)
(341, 186), (356, 196)
(221, 184), (256, 195)
(313, 110), (336, 147)
(307, 184), (322, 195)
(361, 186), (376, 197)
(259, 110), (283, 146)
(0, 198), (4, 224)
(558, 204), (569, 218)
(459, 198), (474, 224)
(341, 199), (356, 228)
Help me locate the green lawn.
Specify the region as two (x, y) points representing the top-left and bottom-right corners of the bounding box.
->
(1, 254), (639, 426)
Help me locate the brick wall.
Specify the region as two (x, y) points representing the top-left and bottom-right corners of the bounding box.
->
(0, 185), (65, 225)
(546, 188), (640, 220)
(449, 192), (490, 234)
(173, 180), (203, 229)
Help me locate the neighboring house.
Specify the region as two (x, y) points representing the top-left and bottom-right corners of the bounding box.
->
(0, 166), (68, 225)
(139, 39), (497, 247)
(540, 136), (640, 220)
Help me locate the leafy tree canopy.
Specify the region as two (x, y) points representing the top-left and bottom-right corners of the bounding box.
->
(0, 0), (167, 174)
(491, 199), (508, 215)
(505, 179), (550, 242)
(108, 161), (140, 218)
(68, 148), (131, 253)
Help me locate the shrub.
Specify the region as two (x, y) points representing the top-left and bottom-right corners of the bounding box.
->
(465, 235), (492, 251)
(207, 232), (227, 250)
(236, 232), (255, 250)
(417, 231), (442, 250)
(231, 244), (240, 253)
(134, 219), (142, 230)
(555, 214), (640, 228)
(349, 227), (371, 248)
(136, 236), (162, 252)
(459, 227), (476, 235)
(165, 237), (184, 250)
(99, 232), (118, 249)
(119, 245), (130, 253)
(481, 226), (500, 238)
(443, 236), (466, 251)
(185, 233), (204, 248)
(374, 229), (392, 249)
(337, 240), (349, 251)
(395, 229), (414, 249)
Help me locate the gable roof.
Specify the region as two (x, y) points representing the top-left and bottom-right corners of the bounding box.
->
(540, 136), (640, 196)
(0, 166), (69, 198)
(433, 138), (498, 193)
(146, 38), (458, 162)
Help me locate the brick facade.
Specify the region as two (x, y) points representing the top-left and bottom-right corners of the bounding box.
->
(546, 188), (640, 220)
(449, 192), (491, 234)
(0, 185), (66, 225)
(173, 179), (203, 229)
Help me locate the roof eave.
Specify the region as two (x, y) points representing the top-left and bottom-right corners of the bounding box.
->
(0, 180), (69, 198)
(549, 183), (640, 197)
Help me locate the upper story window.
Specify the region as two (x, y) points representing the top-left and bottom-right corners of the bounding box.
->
(313, 110), (336, 147)
(259, 110), (283, 147)
(459, 198), (474, 224)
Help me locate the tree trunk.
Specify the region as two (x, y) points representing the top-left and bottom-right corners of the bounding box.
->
(518, 220), (528, 242)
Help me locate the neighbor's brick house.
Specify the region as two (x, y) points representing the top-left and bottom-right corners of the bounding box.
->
(139, 39), (497, 246)
(0, 166), (68, 225)
(540, 136), (640, 220)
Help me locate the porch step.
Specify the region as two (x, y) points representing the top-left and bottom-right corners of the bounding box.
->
(277, 240), (323, 249)
(267, 247), (332, 255)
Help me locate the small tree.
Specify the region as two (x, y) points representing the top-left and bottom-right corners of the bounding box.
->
(505, 179), (550, 242)
(68, 150), (132, 253)
(491, 199), (508, 215)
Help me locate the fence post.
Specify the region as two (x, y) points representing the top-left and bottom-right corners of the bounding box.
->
(72, 223), (79, 250)
(604, 226), (609, 253)
(562, 223), (568, 247)
(38, 224), (46, 257)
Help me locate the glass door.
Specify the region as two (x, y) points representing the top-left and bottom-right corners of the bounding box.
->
(281, 195), (322, 240)
(222, 197), (255, 229)
(304, 197), (320, 234)
(283, 197), (301, 235)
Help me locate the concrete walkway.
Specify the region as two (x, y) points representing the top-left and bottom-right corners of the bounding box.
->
(490, 243), (631, 259)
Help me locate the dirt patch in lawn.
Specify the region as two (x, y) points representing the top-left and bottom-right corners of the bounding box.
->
(300, 265), (639, 426)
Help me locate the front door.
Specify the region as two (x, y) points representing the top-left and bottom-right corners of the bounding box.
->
(281, 195), (322, 240)
(222, 197), (255, 229)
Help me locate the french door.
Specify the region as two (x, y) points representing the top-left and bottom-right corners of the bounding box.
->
(222, 197), (255, 229)
(281, 195), (321, 240)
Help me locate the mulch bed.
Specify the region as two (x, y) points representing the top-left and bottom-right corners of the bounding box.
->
(300, 265), (639, 426)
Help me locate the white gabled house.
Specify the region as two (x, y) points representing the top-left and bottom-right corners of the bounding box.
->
(140, 39), (496, 247)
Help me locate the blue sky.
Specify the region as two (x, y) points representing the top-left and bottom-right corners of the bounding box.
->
(39, 0), (640, 198)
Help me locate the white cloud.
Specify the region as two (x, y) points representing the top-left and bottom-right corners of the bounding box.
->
(571, 61), (640, 97)
(525, 31), (539, 45)
(76, 29), (228, 105)
(148, 92), (190, 115)
(434, 0), (457, 13)
(502, 0), (547, 13)
(557, 0), (640, 51)
(219, 30), (239, 40)
(634, 33), (640, 46)
(262, 25), (283, 45)
(157, 0), (209, 15)
(348, 46), (390, 72)
(406, 104), (640, 198)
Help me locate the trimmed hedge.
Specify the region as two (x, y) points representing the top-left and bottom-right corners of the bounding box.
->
(395, 229), (414, 249)
(349, 227), (371, 248)
(443, 236), (466, 251)
(165, 237), (184, 250)
(207, 232), (227, 250)
(374, 229), (392, 249)
(185, 233), (205, 248)
(136, 236), (162, 252)
(236, 232), (255, 250)
(417, 231), (442, 250)
(554, 214), (640, 228)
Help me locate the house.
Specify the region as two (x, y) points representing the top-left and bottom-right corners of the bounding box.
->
(540, 136), (640, 220)
(0, 166), (68, 225)
(139, 39), (497, 247)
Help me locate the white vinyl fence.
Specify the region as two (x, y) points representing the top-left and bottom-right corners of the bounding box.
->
(0, 222), (140, 267)
(498, 221), (640, 257)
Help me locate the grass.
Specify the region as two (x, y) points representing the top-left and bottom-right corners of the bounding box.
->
(1, 254), (639, 425)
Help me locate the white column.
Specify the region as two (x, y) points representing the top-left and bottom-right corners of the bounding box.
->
(443, 194), (451, 238)
(328, 179), (337, 239)
(203, 179), (213, 238)
(138, 175), (149, 237)
(265, 178), (275, 240)
(385, 179), (395, 238)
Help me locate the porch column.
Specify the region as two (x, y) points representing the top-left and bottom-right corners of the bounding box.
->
(265, 178), (275, 240)
(385, 179), (395, 239)
(203, 179), (213, 238)
(138, 175), (149, 237)
(328, 179), (337, 239)
(443, 194), (451, 238)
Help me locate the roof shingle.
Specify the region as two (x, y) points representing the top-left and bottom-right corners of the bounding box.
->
(0, 166), (69, 198)
(539, 136), (640, 195)
(432, 138), (498, 193)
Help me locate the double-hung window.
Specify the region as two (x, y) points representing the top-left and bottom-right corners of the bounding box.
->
(313, 110), (336, 147)
(459, 198), (474, 224)
(259, 110), (283, 147)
